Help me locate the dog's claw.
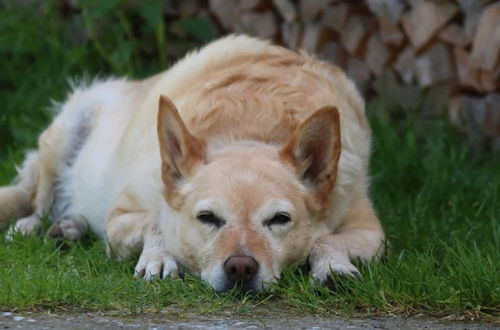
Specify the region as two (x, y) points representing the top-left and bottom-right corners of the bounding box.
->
(311, 260), (361, 284)
(134, 252), (178, 281)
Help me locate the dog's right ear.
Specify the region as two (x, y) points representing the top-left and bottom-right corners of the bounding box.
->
(157, 95), (206, 207)
(280, 106), (341, 208)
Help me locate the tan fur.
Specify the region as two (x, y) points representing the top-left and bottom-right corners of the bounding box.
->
(0, 35), (384, 292)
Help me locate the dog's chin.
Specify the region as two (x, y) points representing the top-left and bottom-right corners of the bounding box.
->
(201, 268), (264, 294)
(214, 276), (263, 295)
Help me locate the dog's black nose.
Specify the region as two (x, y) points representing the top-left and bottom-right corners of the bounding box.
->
(224, 255), (259, 283)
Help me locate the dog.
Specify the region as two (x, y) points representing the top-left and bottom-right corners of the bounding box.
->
(0, 35), (384, 293)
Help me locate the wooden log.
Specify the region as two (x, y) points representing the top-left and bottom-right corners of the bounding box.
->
(281, 21), (302, 49)
(237, 0), (269, 11)
(366, 0), (405, 25)
(365, 33), (390, 75)
(457, 0), (490, 42)
(422, 84), (450, 117)
(239, 11), (278, 40)
(379, 20), (405, 47)
(449, 94), (500, 138)
(272, 0), (297, 22)
(483, 94), (500, 136)
(439, 24), (469, 47)
(299, 0), (329, 22)
(414, 43), (454, 87)
(471, 2), (500, 71)
(341, 16), (370, 55)
(405, 0), (423, 7)
(393, 46), (416, 84)
(480, 70), (500, 92)
(373, 69), (421, 110)
(301, 23), (330, 54)
(209, 0), (238, 31)
(454, 47), (483, 90)
(320, 42), (347, 67)
(321, 4), (348, 32)
(401, 1), (458, 51)
(347, 57), (372, 92)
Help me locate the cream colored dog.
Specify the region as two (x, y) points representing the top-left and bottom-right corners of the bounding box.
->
(0, 35), (384, 293)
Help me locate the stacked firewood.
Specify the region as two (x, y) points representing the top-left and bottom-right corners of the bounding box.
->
(204, 0), (500, 151)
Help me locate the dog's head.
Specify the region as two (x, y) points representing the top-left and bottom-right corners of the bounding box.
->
(157, 96), (341, 293)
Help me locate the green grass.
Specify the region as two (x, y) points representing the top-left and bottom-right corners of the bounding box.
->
(0, 0), (499, 322)
(1, 117), (498, 321)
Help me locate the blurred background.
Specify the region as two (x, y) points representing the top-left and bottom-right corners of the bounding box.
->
(0, 0), (499, 160)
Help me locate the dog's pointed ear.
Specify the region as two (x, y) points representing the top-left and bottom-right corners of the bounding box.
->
(157, 96), (205, 205)
(280, 106), (341, 206)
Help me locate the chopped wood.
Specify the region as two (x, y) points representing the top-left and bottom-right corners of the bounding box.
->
(365, 33), (391, 75)
(415, 43), (454, 87)
(480, 70), (500, 92)
(301, 24), (330, 54)
(281, 21), (301, 49)
(366, 0), (405, 25)
(448, 95), (486, 135)
(483, 94), (500, 136)
(379, 20), (405, 47)
(394, 47), (416, 84)
(449, 93), (500, 137)
(422, 84), (450, 117)
(272, 0), (297, 22)
(458, 0), (490, 42)
(239, 11), (278, 40)
(321, 4), (349, 32)
(402, 1), (458, 51)
(209, 0), (238, 30)
(405, 0), (423, 8)
(320, 42), (347, 67)
(237, 0), (268, 11)
(347, 57), (372, 92)
(373, 70), (421, 110)
(454, 47), (483, 90)
(341, 16), (370, 55)
(299, 0), (329, 22)
(471, 2), (500, 71)
(439, 24), (469, 47)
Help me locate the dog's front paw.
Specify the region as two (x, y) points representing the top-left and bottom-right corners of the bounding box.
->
(310, 258), (360, 284)
(308, 243), (360, 284)
(5, 215), (42, 241)
(134, 250), (178, 281)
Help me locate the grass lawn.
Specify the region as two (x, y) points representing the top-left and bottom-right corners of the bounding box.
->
(0, 1), (499, 322)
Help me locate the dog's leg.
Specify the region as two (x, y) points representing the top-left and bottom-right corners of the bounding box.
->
(106, 193), (178, 280)
(0, 152), (38, 230)
(6, 127), (65, 239)
(133, 223), (178, 281)
(309, 192), (385, 283)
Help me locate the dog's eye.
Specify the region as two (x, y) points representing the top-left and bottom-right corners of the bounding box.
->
(197, 211), (225, 228)
(264, 212), (292, 227)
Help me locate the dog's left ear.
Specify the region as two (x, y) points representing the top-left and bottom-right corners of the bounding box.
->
(158, 95), (205, 207)
(280, 106), (341, 206)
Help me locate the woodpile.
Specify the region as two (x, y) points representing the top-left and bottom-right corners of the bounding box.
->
(203, 0), (500, 151)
